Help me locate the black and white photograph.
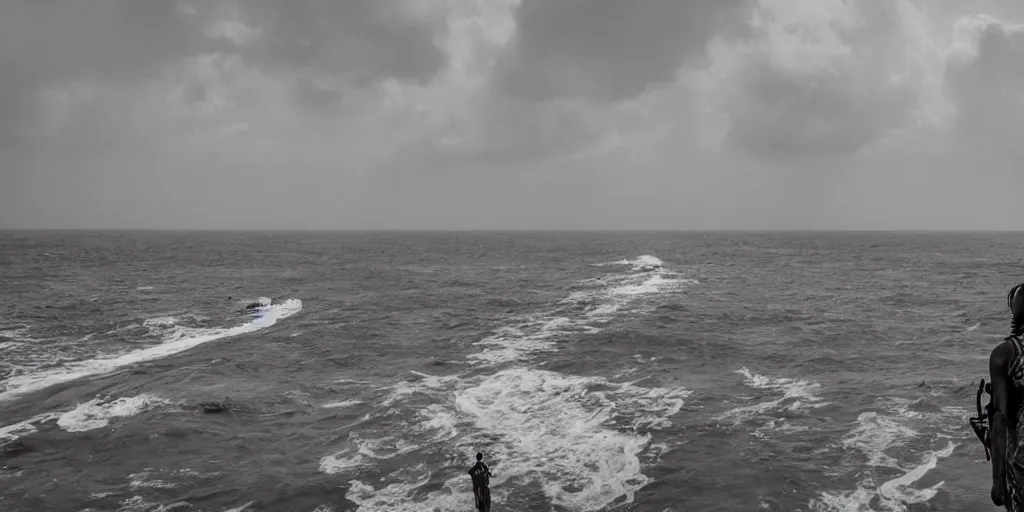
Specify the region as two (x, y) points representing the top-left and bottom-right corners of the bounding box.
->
(3, 0), (1024, 510)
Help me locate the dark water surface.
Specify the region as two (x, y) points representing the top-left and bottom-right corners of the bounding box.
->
(0, 231), (1018, 511)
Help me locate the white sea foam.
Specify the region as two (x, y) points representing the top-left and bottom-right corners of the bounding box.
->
(319, 451), (366, 474)
(0, 325), (30, 338)
(0, 412), (62, 445)
(222, 502), (255, 512)
(340, 367), (689, 511)
(596, 255), (664, 271)
(0, 298), (302, 402)
(319, 432), (422, 474)
(322, 400), (364, 409)
(320, 400), (461, 476)
(128, 469), (178, 491)
(57, 394), (170, 432)
(142, 317), (179, 329)
(0, 325), (43, 343)
(377, 375), (456, 408)
(345, 473), (445, 511)
(331, 256), (693, 511)
(714, 367), (828, 427)
(453, 368), (688, 510)
(79, 323), (143, 343)
(809, 399), (964, 512)
(471, 262), (695, 366)
(116, 495), (185, 511)
(346, 472), (517, 512)
(1, 394), (168, 450)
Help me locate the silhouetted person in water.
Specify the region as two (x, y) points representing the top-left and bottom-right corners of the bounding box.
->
(468, 452), (493, 512)
(988, 283), (1024, 510)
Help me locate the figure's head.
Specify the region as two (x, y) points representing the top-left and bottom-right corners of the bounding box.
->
(476, 452), (483, 461)
(1009, 283), (1024, 334)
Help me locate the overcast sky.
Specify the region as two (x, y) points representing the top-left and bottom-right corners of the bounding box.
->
(2, 0), (1024, 230)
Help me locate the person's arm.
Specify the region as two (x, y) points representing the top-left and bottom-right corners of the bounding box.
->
(990, 341), (1013, 506)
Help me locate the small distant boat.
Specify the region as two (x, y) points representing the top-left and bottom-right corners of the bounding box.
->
(243, 297), (273, 312)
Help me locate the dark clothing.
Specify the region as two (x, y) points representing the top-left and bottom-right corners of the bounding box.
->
(1005, 336), (1024, 511)
(469, 462), (492, 512)
(469, 461), (491, 487)
(473, 485), (491, 512)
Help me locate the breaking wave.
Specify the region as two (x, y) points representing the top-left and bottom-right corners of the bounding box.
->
(0, 393), (172, 454)
(57, 394), (171, 433)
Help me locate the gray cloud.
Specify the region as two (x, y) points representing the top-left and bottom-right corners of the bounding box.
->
(0, 0), (222, 149)
(944, 16), (1024, 148)
(5, 0), (1024, 230)
(723, 60), (915, 161)
(0, 0), (449, 150)
(495, 0), (747, 102)
(428, 97), (605, 167)
(238, 0), (447, 87)
(716, 0), (924, 161)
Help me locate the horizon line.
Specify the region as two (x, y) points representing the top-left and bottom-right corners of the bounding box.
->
(3, 228), (1024, 234)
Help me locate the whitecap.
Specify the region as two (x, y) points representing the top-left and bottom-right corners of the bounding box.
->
(809, 401), (964, 512)
(58, 394), (170, 433)
(322, 400), (364, 409)
(714, 367), (828, 427)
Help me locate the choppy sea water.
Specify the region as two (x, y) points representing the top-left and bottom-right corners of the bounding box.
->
(0, 231), (1015, 511)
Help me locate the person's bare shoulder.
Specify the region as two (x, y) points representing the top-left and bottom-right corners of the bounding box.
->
(991, 340), (1013, 372)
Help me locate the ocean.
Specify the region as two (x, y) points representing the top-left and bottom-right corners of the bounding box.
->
(0, 231), (1013, 512)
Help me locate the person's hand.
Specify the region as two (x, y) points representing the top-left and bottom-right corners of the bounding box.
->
(992, 482), (1005, 506)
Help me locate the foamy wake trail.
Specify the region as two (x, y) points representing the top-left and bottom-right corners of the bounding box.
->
(809, 398), (966, 512)
(714, 367), (828, 429)
(454, 370), (690, 509)
(0, 393), (170, 450)
(470, 256), (696, 365)
(340, 370), (690, 512)
(595, 255), (664, 272)
(0, 299), (303, 402)
(336, 256), (694, 512)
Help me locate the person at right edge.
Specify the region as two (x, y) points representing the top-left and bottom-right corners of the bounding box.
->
(989, 283), (1024, 510)
(468, 452), (493, 512)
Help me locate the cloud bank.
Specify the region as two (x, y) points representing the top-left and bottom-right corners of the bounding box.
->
(2, 0), (1024, 230)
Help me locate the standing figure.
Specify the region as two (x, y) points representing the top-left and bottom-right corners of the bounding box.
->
(468, 452), (493, 512)
(987, 283), (1024, 510)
